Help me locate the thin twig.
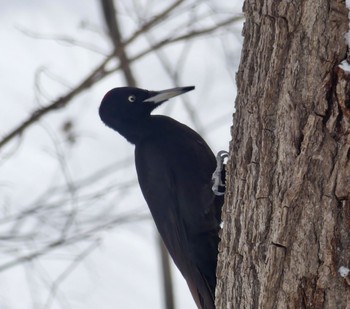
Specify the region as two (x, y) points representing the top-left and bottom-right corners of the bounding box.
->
(0, 212), (149, 272)
(44, 242), (98, 309)
(16, 26), (109, 55)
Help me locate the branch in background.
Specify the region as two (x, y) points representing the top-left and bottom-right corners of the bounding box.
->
(15, 26), (108, 55)
(101, 0), (137, 86)
(143, 32), (206, 134)
(105, 16), (242, 74)
(0, 0), (187, 150)
(0, 15), (239, 150)
(0, 211), (149, 272)
(158, 235), (175, 309)
(0, 56), (111, 149)
(44, 242), (99, 309)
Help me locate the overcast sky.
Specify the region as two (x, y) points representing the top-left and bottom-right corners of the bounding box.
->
(0, 1), (243, 308)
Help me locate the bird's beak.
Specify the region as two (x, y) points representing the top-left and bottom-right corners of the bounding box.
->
(143, 86), (195, 104)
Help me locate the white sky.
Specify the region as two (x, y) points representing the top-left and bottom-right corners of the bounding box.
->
(0, 1), (243, 308)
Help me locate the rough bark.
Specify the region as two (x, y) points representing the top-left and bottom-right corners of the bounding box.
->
(216, 1), (350, 308)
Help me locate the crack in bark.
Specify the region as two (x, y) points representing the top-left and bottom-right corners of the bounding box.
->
(323, 67), (338, 126)
(296, 132), (304, 156)
(271, 241), (287, 250)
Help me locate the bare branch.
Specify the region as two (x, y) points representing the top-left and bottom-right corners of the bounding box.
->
(16, 26), (109, 55)
(0, 0), (187, 149)
(0, 56), (111, 150)
(101, 0), (137, 86)
(0, 212), (149, 272)
(107, 16), (243, 73)
(44, 242), (98, 309)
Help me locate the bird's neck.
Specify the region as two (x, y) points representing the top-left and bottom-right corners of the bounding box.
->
(112, 117), (153, 144)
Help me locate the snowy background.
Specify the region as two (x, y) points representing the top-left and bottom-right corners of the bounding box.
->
(0, 1), (243, 308)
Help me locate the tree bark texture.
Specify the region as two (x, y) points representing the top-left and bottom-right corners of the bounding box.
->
(216, 1), (350, 308)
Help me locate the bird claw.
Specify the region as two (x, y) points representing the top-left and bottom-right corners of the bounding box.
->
(211, 150), (228, 196)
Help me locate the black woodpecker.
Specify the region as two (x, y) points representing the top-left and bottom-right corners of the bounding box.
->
(99, 86), (224, 309)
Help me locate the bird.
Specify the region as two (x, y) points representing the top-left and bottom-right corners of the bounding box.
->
(99, 86), (224, 309)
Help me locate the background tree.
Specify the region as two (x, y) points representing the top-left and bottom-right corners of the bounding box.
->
(216, 0), (350, 308)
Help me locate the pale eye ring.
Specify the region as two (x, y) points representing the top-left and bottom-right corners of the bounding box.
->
(128, 95), (136, 103)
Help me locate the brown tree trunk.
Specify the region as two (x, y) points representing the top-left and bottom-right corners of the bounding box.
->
(216, 1), (350, 308)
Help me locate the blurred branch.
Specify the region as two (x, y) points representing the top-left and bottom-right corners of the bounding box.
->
(44, 242), (98, 309)
(143, 32), (205, 134)
(15, 26), (108, 55)
(106, 16), (241, 75)
(0, 211), (149, 272)
(0, 0), (186, 150)
(158, 235), (175, 309)
(0, 11), (239, 150)
(40, 122), (78, 239)
(0, 56), (111, 149)
(0, 175), (136, 226)
(101, 0), (137, 86)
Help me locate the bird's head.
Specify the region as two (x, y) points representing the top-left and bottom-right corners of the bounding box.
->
(99, 86), (195, 130)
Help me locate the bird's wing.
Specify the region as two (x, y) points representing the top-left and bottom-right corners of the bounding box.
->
(135, 130), (218, 309)
(135, 141), (190, 272)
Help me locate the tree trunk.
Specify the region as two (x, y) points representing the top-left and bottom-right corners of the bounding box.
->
(216, 1), (350, 308)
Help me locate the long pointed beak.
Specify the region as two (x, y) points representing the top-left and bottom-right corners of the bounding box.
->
(143, 86), (195, 104)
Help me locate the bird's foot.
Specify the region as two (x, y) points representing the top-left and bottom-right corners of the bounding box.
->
(212, 150), (228, 196)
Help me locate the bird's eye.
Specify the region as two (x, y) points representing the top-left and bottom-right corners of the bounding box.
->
(128, 95), (136, 103)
